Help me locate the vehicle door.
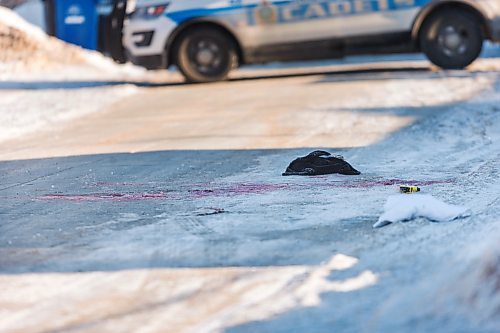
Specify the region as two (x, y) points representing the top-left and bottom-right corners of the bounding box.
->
(329, 0), (427, 39)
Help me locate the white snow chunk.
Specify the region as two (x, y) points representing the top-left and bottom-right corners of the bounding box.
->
(374, 194), (470, 228)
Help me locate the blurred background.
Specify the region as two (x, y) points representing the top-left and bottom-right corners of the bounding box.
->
(2, 0), (499, 82)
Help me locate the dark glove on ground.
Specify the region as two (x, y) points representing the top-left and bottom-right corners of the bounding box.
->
(282, 150), (361, 176)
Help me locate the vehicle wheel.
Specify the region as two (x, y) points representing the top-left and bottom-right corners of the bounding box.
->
(419, 9), (483, 69)
(174, 28), (237, 83)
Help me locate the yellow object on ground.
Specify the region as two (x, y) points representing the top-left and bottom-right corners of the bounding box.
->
(399, 185), (421, 194)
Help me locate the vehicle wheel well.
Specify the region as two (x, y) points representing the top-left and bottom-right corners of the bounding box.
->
(167, 21), (243, 68)
(413, 2), (490, 46)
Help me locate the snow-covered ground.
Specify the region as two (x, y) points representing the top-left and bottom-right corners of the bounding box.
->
(1, 69), (499, 333)
(0, 6), (499, 333)
(0, 85), (139, 142)
(0, 7), (156, 143)
(1, 77), (499, 333)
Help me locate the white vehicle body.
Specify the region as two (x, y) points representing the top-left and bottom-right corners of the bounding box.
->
(123, 0), (500, 80)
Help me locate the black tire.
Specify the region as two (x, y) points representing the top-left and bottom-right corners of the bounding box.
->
(419, 9), (483, 69)
(174, 28), (237, 83)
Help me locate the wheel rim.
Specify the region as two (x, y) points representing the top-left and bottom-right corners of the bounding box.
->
(437, 24), (469, 57)
(187, 37), (224, 75)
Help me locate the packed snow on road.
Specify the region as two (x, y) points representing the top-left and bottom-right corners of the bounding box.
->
(0, 7), (499, 333)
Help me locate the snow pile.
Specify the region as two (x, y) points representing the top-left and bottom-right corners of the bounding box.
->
(0, 6), (83, 72)
(374, 194), (470, 228)
(373, 229), (500, 332)
(458, 237), (500, 324)
(0, 6), (143, 80)
(0, 6), (150, 143)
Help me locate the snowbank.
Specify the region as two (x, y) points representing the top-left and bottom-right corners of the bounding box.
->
(0, 7), (147, 143)
(457, 235), (500, 325)
(0, 6), (144, 80)
(373, 229), (500, 332)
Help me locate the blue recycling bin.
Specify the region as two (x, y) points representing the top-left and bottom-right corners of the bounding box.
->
(45, 0), (124, 55)
(53, 0), (99, 50)
(53, 0), (98, 50)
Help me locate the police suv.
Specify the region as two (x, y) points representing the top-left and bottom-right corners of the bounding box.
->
(124, 0), (500, 82)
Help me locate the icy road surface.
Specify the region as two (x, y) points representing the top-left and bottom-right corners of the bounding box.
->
(1, 60), (500, 333)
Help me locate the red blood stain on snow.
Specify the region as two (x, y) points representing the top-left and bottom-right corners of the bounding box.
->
(38, 192), (167, 202)
(190, 179), (454, 197)
(37, 179), (454, 201)
(190, 183), (291, 197)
